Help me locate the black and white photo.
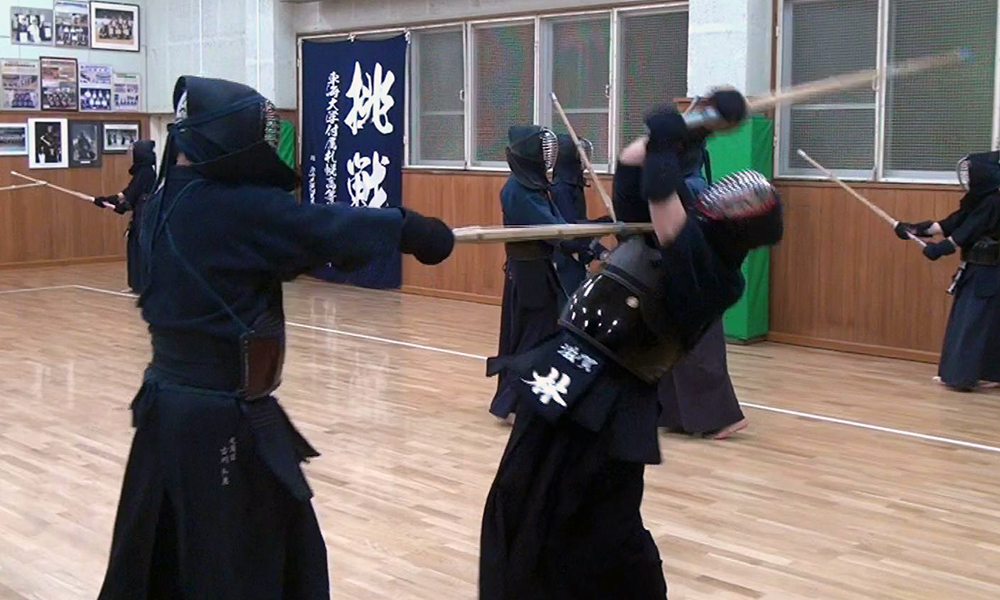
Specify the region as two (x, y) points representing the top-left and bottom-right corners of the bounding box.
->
(69, 120), (101, 167)
(0, 124), (28, 156)
(28, 118), (68, 169)
(10, 7), (54, 45)
(90, 2), (139, 52)
(54, 1), (90, 48)
(40, 57), (78, 111)
(102, 122), (140, 153)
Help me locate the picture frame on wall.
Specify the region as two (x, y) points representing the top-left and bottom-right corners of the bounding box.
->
(10, 7), (55, 46)
(69, 120), (102, 168)
(90, 2), (139, 52)
(1, 59), (41, 111)
(80, 64), (114, 112)
(54, 1), (91, 48)
(112, 73), (141, 111)
(40, 57), (79, 112)
(0, 124), (29, 156)
(102, 121), (140, 154)
(28, 118), (69, 169)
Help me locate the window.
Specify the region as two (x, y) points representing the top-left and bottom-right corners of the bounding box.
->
(410, 27), (465, 166)
(618, 8), (689, 155)
(779, 0), (999, 182)
(780, 0), (878, 177)
(379, 4), (691, 170)
(471, 20), (536, 166)
(884, 0), (996, 178)
(539, 13), (611, 167)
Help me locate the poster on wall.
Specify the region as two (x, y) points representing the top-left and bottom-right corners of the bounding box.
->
(10, 7), (54, 45)
(90, 2), (139, 52)
(80, 64), (113, 112)
(301, 35), (407, 289)
(54, 1), (90, 48)
(112, 73), (140, 111)
(28, 118), (68, 169)
(41, 57), (79, 111)
(1, 59), (40, 111)
(0, 124), (29, 156)
(102, 122), (140, 153)
(69, 120), (101, 167)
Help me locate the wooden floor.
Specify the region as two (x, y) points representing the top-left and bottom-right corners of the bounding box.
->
(2, 263), (1000, 600)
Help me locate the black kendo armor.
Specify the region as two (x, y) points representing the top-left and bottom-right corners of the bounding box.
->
(166, 76), (295, 191)
(561, 170), (782, 383)
(957, 151), (1000, 265)
(506, 125), (558, 190)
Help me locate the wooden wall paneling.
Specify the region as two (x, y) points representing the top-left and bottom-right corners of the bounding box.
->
(0, 113), (148, 268)
(770, 181), (961, 362)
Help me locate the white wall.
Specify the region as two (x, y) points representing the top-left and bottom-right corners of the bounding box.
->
(1, 0), (149, 112)
(144, 0), (297, 113)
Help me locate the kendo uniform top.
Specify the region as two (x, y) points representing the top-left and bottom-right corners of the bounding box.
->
(935, 153), (1000, 389)
(120, 141), (157, 292)
(490, 127), (570, 419)
(480, 162), (752, 600)
(549, 134), (609, 295)
(97, 166), (404, 600)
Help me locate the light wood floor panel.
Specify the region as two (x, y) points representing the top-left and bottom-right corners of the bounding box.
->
(1, 263), (999, 599)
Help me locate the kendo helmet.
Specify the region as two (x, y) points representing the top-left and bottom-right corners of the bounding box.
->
(957, 154), (971, 191)
(506, 125), (559, 190)
(167, 76), (294, 191)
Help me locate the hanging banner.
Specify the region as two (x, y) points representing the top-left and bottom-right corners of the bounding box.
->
(301, 34), (406, 289)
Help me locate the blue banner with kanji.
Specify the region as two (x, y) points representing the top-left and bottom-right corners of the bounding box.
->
(301, 35), (406, 289)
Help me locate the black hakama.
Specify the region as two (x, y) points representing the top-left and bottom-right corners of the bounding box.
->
(98, 374), (328, 600)
(658, 319), (745, 434)
(938, 264), (1000, 389)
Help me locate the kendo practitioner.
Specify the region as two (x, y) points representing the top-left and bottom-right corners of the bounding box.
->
(549, 134), (610, 294)
(94, 140), (158, 292)
(658, 134), (748, 439)
(895, 151), (1000, 391)
(96, 76), (455, 600)
(480, 91), (783, 599)
(488, 126), (571, 421)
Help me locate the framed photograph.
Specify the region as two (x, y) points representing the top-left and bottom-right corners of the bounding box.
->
(10, 7), (54, 46)
(90, 2), (139, 52)
(112, 73), (140, 111)
(40, 57), (78, 111)
(102, 121), (140, 154)
(28, 118), (69, 169)
(1, 59), (40, 110)
(80, 64), (113, 112)
(0, 124), (29, 156)
(69, 120), (101, 168)
(54, 1), (90, 48)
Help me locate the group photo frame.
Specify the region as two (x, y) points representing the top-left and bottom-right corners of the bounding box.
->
(101, 121), (140, 154)
(90, 2), (139, 52)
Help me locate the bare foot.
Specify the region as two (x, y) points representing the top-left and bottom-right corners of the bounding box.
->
(978, 380), (1000, 389)
(708, 418), (748, 440)
(504, 413), (516, 426)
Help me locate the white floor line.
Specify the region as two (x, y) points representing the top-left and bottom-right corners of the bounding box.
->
(6, 282), (1000, 455)
(740, 403), (1000, 454)
(0, 284), (77, 295)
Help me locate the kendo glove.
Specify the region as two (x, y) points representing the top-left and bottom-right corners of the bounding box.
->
(113, 198), (131, 214)
(894, 220), (934, 240)
(642, 105), (686, 202)
(709, 89), (749, 129)
(399, 208), (455, 265)
(93, 196), (112, 208)
(922, 239), (956, 261)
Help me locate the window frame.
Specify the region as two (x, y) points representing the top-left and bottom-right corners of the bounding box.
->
(297, 2), (691, 174)
(407, 24), (467, 170)
(775, 0), (1000, 184)
(537, 9), (614, 171)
